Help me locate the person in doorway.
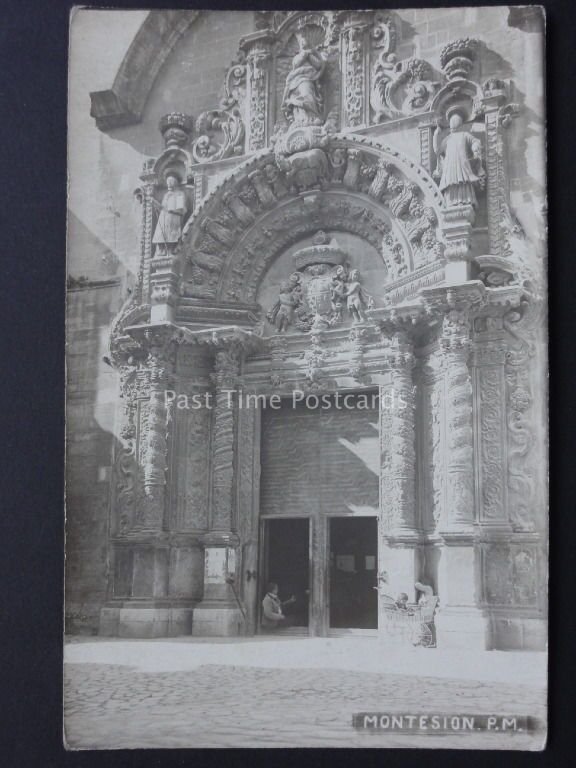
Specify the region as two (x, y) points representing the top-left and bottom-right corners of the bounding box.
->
(261, 582), (296, 630)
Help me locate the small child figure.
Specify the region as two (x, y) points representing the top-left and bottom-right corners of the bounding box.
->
(394, 592), (410, 611)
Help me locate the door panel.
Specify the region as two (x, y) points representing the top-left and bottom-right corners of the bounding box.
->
(261, 518), (310, 630)
(329, 517), (378, 629)
(259, 394), (380, 636)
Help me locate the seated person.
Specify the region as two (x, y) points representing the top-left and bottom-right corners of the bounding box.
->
(261, 582), (295, 630)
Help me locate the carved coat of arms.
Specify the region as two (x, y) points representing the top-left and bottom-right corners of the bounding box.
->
(267, 231), (374, 332)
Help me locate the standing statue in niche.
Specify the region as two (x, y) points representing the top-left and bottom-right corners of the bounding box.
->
(281, 33), (326, 127)
(433, 113), (485, 207)
(152, 174), (189, 256)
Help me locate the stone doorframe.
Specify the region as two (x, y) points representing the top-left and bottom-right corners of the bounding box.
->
(104, 123), (544, 646)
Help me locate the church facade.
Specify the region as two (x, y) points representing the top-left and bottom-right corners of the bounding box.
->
(66, 8), (547, 650)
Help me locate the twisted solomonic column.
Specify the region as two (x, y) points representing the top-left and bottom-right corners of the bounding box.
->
(138, 331), (177, 531)
(440, 308), (475, 532)
(380, 331), (417, 538)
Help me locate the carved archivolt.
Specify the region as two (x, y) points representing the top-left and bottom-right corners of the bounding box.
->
(182, 134), (443, 304)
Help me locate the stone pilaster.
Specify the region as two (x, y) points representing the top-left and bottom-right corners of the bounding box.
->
(241, 32), (274, 151)
(149, 252), (182, 323)
(418, 114), (438, 174)
(441, 204), (476, 284)
(211, 347), (240, 530)
(136, 163), (157, 303)
(471, 337), (511, 530)
(340, 16), (369, 128)
(193, 345), (243, 636)
(422, 282), (489, 648)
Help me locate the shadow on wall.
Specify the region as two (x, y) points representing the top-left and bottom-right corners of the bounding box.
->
(97, 10), (256, 158)
(260, 396), (380, 518)
(65, 281), (123, 634)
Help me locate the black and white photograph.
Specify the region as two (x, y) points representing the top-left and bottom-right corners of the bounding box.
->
(64, 6), (548, 750)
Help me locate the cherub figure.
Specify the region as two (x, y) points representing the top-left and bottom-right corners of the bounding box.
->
(266, 273), (303, 333)
(345, 269), (373, 323)
(330, 265), (347, 318)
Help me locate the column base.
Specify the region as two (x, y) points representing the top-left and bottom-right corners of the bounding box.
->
(435, 606), (490, 650)
(191, 602), (243, 637)
(99, 602), (193, 638)
(489, 610), (547, 650)
(379, 540), (418, 598)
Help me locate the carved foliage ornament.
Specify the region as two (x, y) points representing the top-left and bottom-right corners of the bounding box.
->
(371, 56), (440, 123)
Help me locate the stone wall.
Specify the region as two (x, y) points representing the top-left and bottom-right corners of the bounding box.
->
(65, 283), (122, 632)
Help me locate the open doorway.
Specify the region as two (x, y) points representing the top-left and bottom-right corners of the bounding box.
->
(329, 517), (378, 629)
(261, 518), (310, 630)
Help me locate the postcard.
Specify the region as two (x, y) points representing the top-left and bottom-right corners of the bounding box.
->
(65, 6), (547, 749)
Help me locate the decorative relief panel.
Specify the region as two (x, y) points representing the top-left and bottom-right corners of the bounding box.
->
(475, 363), (507, 524)
(420, 348), (446, 532)
(482, 543), (542, 608)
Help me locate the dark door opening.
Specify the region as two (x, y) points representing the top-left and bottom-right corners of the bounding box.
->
(262, 518), (310, 630)
(329, 517), (378, 629)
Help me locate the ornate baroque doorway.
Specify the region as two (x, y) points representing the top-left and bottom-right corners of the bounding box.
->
(257, 393), (379, 636)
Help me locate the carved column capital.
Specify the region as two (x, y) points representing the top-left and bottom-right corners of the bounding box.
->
(385, 332), (415, 373)
(440, 309), (472, 360)
(212, 345), (241, 390)
(441, 203), (476, 266)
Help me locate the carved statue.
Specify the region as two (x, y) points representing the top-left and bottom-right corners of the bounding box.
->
(345, 269), (373, 323)
(266, 273), (303, 333)
(281, 34), (326, 126)
(152, 174), (189, 255)
(330, 265), (347, 318)
(433, 114), (485, 207)
(330, 147), (348, 183)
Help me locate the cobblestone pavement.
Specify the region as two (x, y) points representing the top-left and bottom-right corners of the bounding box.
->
(64, 661), (546, 750)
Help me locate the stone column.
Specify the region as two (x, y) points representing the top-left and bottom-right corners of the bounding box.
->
(440, 308), (475, 535)
(138, 332), (176, 531)
(378, 330), (418, 625)
(424, 283), (489, 648)
(193, 346), (244, 636)
(241, 32), (274, 152)
(101, 330), (177, 638)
